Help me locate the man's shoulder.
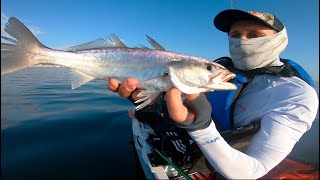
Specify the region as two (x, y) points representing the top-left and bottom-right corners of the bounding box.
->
(255, 75), (317, 97)
(279, 76), (314, 90)
(286, 77), (318, 100)
(280, 58), (315, 87)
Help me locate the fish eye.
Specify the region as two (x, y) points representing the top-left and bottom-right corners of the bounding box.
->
(207, 65), (214, 71)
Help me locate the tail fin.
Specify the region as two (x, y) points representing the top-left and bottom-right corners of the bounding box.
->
(1, 17), (45, 75)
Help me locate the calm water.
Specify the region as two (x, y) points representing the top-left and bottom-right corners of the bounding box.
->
(1, 68), (319, 180)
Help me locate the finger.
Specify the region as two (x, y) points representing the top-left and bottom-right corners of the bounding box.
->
(108, 78), (121, 92)
(165, 87), (182, 97)
(165, 88), (188, 123)
(118, 78), (139, 98)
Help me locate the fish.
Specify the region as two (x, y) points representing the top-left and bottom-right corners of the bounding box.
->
(1, 17), (237, 110)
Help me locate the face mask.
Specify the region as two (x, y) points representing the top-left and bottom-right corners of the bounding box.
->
(229, 27), (288, 70)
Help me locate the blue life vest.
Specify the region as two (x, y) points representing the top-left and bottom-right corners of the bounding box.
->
(206, 57), (315, 132)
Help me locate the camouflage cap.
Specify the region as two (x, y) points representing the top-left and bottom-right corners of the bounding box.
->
(214, 9), (284, 33)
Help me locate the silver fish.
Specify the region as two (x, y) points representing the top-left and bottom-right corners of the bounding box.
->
(1, 17), (237, 110)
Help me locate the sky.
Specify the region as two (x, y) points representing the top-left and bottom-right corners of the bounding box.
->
(1, 0), (319, 81)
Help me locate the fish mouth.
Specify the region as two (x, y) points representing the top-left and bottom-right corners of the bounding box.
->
(203, 72), (237, 90)
(222, 73), (236, 82)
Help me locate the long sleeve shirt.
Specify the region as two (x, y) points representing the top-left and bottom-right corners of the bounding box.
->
(188, 75), (318, 179)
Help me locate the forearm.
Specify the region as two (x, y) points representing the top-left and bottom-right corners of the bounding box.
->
(188, 111), (313, 179)
(189, 122), (271, 179)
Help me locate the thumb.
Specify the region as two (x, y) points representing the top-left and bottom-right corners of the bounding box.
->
(164, 88), (188, 123)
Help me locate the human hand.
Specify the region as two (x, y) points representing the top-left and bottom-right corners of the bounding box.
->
(108, 78), (140, 101)
(164, 88), (212, 131)
(108, 79), (212, 131)
(164, 88), (198, 123)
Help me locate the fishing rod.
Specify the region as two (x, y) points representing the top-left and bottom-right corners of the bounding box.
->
(146, 139), (193, 180)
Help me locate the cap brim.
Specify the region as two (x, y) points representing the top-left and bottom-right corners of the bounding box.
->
(214, 9), (278, 33)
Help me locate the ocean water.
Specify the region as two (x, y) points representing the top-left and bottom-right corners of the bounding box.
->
(1, 67), (319, 180)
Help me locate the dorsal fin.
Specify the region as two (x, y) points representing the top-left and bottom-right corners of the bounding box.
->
(134, 44), (150, 49)
(146, 35), (166, 51)
(66, 34), (127, 51)
(66, 38), (108, 51)
(107, 34), (127, 48)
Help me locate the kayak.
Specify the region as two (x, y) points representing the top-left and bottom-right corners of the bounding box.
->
(131, 117), (319, 179)
(132, 117), (210, 180)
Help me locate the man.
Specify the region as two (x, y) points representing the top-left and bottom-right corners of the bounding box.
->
(108, 9), (318, 179)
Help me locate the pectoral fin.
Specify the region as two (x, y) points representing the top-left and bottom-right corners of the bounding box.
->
(135, 89), (161, 110)
(70, 70), (95, 89)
